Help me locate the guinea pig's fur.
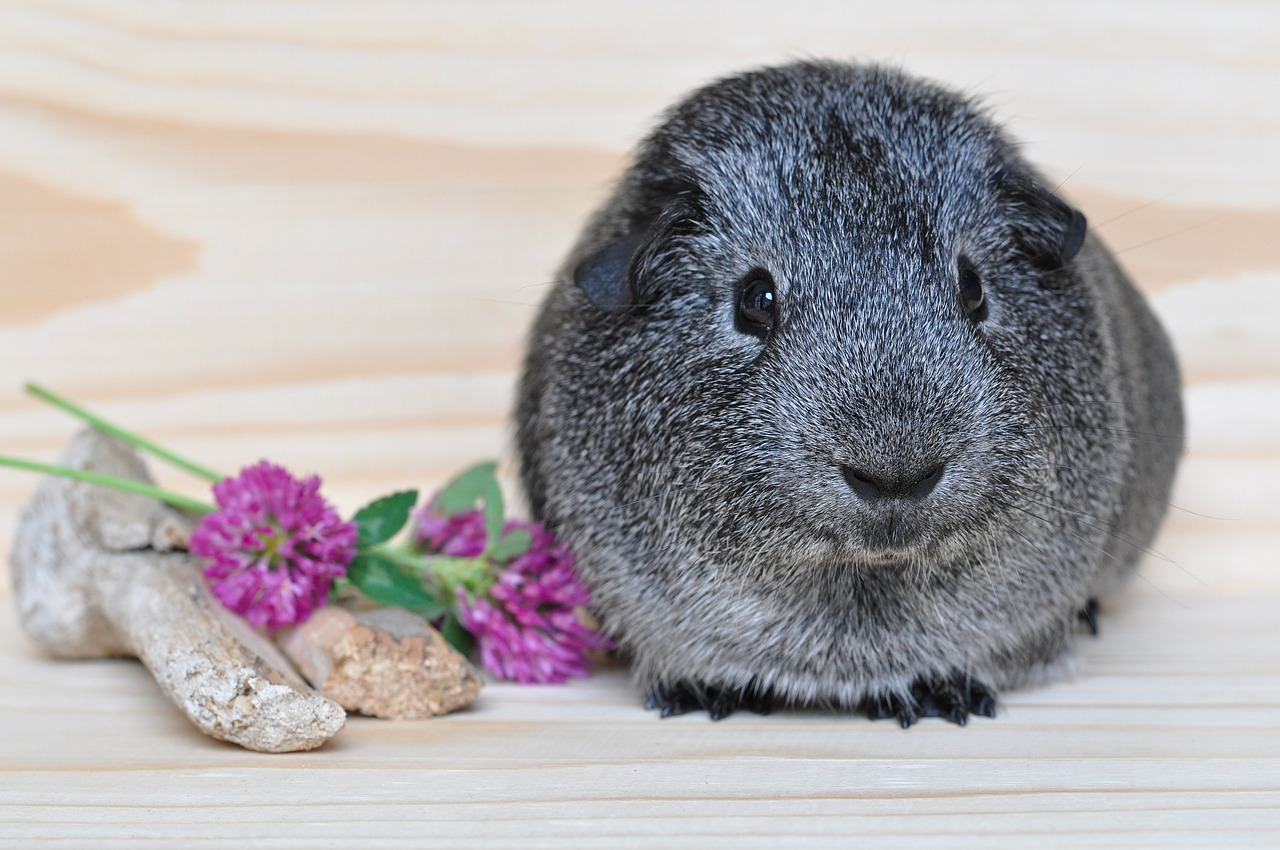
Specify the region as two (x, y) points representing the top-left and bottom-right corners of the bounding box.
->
(516, 61), (1183, 725)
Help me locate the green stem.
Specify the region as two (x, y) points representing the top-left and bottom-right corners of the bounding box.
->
(0, 456), (216, 515)
(25, 382), (224, 483)
(368, 543), (492, 596)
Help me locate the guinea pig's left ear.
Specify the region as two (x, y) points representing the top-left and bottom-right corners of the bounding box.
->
(1000, 171), (1089, 271)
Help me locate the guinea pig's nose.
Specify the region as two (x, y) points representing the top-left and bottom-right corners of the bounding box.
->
(841, 463), (945, 500)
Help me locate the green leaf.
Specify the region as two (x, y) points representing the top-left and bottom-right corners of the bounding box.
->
(411, 599), (453, 622)
(481, 475), (504, 551)
(440, 613), (474, 658)
(489, 528), (533, 562)
(352, 490), (419, 548)
(346, 552), (442, 615)
(434, 461), (498, 516)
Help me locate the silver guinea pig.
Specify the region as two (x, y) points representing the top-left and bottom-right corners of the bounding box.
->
(516, 60), (1183, 726)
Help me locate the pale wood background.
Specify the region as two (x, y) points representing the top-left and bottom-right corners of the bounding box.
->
(1, 1), (1278, 846)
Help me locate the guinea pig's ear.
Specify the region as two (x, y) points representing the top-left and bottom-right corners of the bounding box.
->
(573, 201), (697, 311)
(573, 233), (646, 312)
(999, 171), (1088, 271)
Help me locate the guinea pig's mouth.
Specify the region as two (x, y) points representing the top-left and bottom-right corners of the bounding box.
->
(862, 501), (944, 544)
(804, 514), (943, 567)
(853, 546), (919, 566)
(746, 479), (978, 570)
(760, 512), (963, 573)
(838, 505), (981, 568)
(850, 537), (944, 568)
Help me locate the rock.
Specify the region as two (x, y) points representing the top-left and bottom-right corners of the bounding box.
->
(275, 606), (482, 719)
(9, 429), (346, 753)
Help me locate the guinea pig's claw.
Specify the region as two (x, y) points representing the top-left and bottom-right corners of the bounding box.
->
(970, 687), (997, 718)
(1077, 597), (1100, 636)
(866, 693), (911, 725)
(707, 691), (740, 721)
(866, 675), (997, 727)
(645, 682), (700, 718)
(645, 680), (774, 721)
(651, 685), (697, 718)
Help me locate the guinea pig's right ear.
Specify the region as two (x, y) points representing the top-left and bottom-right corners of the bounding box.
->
(573, 233), (645, 312)
(573, 201), (697, 312)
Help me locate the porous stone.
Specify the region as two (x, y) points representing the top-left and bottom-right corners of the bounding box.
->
(276, 605), (482, 719)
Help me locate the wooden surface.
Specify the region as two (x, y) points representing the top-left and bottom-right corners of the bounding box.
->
(1, 2), (1278, 846)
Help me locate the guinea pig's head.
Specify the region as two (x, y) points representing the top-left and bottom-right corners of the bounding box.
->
(546, 62), (1094, 577)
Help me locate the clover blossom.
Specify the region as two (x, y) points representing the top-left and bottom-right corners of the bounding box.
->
(414, 507), (489, 558)
(413, 507), (612, 683)
(191, 461), (357, 630)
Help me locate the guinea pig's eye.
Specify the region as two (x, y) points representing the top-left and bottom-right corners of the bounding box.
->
(957, 257), (988, 322)
(735, 270), (777, 339)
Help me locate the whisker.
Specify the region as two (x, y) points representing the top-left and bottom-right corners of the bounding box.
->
(1051, 164), (1086, 194)
(1005, 482), (1207, 591)
(1022, 462), (1235, 522)
(1028, 424), (1183, 443)
(987, 493), (1193, 607)
(1089, 185), (1189, 230)
(1113, 219), (1212, 256)
(1003, 481), (1183, 566)
(461, 296), (541, 307)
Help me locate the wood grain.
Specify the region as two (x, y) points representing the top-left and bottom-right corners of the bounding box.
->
(0, 1), (1277, 846)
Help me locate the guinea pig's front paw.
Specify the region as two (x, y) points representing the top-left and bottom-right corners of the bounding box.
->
(865, 674), (997, 728)
(644, 679), (774, 721)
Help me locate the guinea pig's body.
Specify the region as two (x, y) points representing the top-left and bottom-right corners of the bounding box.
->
(517, 61), (1183, 725)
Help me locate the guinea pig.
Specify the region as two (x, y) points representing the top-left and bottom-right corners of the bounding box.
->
(516, 60), (1183, 726)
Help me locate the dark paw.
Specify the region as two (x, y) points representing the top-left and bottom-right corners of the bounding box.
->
(1077, 597), (1100, 636)
(866, 691), (919, 728)
(644, 679), (773, 721)
(865, 674), (996, 728)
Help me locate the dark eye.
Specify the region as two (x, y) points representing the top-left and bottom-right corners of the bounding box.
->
(735, 270), (777, 339)
(957, 258), (987, 322)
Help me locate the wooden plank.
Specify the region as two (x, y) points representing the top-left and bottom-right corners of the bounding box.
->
(0, 1), (1276, 845)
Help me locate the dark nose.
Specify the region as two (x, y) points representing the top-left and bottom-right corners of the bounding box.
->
(842, 463), (945, 500)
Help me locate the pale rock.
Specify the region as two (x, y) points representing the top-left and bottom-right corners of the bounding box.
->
(9, 429), (346, 753)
